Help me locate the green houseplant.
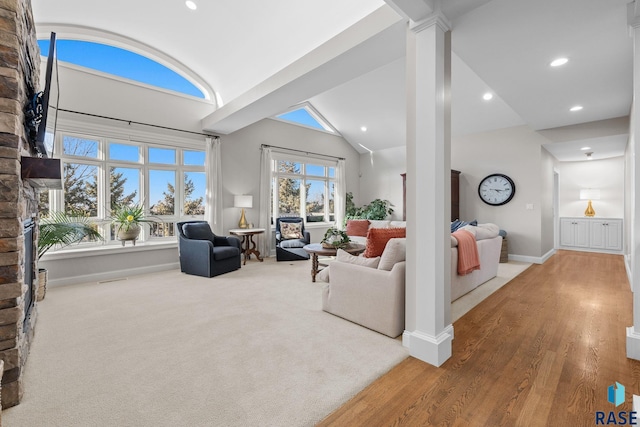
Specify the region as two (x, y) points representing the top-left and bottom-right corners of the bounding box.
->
(321, 227), (351, 249)
(108, 202), (161, 245)
(345, 192), (394, 224)
(37, 212), (103, 300)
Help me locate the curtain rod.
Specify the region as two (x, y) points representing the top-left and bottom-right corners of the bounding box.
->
(57, 108), (219, 138)
(261, 144), (345, 161)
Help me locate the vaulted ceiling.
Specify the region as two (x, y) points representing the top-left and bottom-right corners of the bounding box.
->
(32, 0), (633, 161)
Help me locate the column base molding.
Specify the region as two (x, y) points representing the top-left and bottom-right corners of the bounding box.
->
(402, 325), (453, 367)
(626, 326), (640, 360)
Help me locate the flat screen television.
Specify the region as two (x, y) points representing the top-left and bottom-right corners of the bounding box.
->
(29, 32), (58, 158)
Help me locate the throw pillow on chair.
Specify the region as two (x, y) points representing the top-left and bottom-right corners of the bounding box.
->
(280, 222), (303, 239)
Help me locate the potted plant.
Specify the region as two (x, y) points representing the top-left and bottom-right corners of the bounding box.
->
(37, 212), (103, 300)
(344, 192), (394, 225)
(109, 202), (161, 246)
(321, 227), (351, 249)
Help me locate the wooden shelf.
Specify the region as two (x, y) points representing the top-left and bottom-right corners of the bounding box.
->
(21, 156), (62, 189)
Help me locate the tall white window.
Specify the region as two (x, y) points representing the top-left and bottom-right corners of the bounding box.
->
(46, 132), (205, 247)
(272, 155), (336, 224)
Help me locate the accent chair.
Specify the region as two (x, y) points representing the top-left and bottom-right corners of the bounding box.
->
(177, 221), (242, 277)
(275, 217), (311, 261)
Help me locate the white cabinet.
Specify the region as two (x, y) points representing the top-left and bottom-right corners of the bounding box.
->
(559, 217), (623, 252)
(560, 218), (589, 248)
(589, 219), (622, 251)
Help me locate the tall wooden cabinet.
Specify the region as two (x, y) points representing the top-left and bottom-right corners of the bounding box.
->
(401, 170), (461, 221)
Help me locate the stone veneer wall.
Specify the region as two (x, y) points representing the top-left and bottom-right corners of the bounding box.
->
(0, 0), (41, 408)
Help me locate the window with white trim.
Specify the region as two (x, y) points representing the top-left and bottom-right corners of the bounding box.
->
(45, 132), (205, 247)
(272, 155), (336, 224)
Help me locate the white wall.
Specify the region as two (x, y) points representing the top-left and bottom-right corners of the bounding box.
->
(452, 125), (551, 259)
(41, 245), (179, 287)
(219, 118), (362, 245)
(556, 157), (625, 219)
(357, 125), (555, 260)
(540, 147), (556, 255)
(56, 63), (216, 133)
(626, 126), (634, 260)
(358, 145), (405, 220)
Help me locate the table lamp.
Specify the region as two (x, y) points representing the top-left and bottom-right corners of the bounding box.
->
(579, 189), (600, 217)
(234, 195), (253, 228)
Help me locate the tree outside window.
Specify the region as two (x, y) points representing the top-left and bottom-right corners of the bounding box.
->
(45, 134), (206, 246)
(273, 159), (335, 223)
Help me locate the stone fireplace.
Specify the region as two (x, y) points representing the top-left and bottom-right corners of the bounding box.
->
(0, 0), (44, 408)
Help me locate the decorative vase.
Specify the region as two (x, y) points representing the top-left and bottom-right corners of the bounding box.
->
(117, 224), (141, 246)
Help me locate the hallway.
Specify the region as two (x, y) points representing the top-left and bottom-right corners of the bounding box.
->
(319, 250), (638, 426)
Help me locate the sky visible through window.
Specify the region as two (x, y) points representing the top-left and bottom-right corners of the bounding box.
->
(38, 39), (205, 98)
(277, 108), (325, 130)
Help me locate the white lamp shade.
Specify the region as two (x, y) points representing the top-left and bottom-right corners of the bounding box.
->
(579, 189), (600, 200)
(234, 195), (253, 208)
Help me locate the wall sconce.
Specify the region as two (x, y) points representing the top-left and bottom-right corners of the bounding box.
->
(579, 188), (600, 217)
(234, 195), (253, 228)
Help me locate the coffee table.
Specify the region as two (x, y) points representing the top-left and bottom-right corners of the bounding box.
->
(303, 243), (366, 282)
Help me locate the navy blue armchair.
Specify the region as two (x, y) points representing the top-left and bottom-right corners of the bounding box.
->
(275, 217), (311, 261)
(177, 221), (242, 277)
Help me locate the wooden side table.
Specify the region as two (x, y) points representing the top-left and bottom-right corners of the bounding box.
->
(229, 228), (265, 265)
(302, 243), (366, 282)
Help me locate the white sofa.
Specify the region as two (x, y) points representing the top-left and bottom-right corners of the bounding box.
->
(322, 260), (405, 338)
(450, 235), (502, 301)
(345, 219), (503, 302)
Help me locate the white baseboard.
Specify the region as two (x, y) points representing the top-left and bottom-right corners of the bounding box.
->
(557, 246), (623, 255)
(508, 248), (555, 265)
(627, 326), (640, 360)
(47, 262), (180, 287)
(402, 325), (454, 367)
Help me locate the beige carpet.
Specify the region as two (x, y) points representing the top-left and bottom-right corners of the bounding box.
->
(4, 258), (408, 427)
(3, 258), (529, 427)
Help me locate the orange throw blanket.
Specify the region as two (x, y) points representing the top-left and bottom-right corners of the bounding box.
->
(452, 229), (480, 275)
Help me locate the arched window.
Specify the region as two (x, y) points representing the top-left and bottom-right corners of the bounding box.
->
(38, 39), (206, 99)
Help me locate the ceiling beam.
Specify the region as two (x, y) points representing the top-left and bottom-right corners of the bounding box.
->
(201, 5), (404, 134)
(384, 0), (435, 22)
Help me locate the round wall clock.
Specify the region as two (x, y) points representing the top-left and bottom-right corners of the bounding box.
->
(478, 173), (516, 206)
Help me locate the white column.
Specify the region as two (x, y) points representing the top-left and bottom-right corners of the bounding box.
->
(402, 13), (453, 367)
(627, 1), (640, 360)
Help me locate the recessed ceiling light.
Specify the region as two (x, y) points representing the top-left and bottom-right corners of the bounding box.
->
(185, 1), (197, 10)
(483, 92), (493, 101)
(550, 57), (569, 67)
(581, 146), (591, 151)
(570, 105), (583, 112)
(360, 126), (367, 132)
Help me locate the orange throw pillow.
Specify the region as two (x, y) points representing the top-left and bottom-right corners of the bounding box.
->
(364, 227), (406, 258)
(346, 219), (370, 237)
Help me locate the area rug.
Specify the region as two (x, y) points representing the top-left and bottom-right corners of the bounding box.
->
(3, 258), (408, 427)
(451, 260), (532, 321)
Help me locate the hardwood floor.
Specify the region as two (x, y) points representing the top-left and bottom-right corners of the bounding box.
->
(318, 250), (640, 426)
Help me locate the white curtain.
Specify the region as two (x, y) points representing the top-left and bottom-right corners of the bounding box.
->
(334, 159), (346, 230)
(204, 137), (224, 234)
(259, 147), (273, 256)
